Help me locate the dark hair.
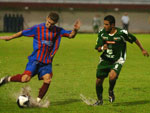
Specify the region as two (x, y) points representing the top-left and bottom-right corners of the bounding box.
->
(104, 15), (115, 25)
(48, 12), (59, 23)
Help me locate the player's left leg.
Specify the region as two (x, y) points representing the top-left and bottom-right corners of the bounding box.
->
(36, 63), (52, 102)
(37, 73), (52, 103)
(109, 69), (117, 103)
(109, 63), (123, 103)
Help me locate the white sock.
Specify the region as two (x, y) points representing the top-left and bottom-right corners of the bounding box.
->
(37, 97), (41, 103)
(8, 77), (11, 82)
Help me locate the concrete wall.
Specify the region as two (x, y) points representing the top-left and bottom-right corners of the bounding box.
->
(0, 10), (150, 33)
(0, 0), (150, 4)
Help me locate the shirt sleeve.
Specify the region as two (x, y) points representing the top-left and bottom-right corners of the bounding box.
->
(127, 33), (137, 43)
(60, 28), (72, 37)
(95, 32), (104, 49)
(22, 25), (37, 37)
(121, 30), (137, 43)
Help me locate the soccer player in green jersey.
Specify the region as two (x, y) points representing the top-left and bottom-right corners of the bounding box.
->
(94, 15), (149, 105)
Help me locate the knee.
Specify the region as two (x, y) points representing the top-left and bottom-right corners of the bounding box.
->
(43, 74), (51, 84)
(44, 78), (51, 84)
(96, 78), (104, 85)
(21, 74), (31, 82)
(109, 75), (116, 81)
(109, 71), (117, 81)
(96, 79), (100, 85)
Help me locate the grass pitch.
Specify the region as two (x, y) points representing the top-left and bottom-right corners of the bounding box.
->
(0, 33), (150, 113)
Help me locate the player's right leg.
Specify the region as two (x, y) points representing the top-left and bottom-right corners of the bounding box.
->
(93, 77), (105, 106)
(93, 60), (110, 106)
(0, 72), (32, 86)
(10, 71), (32, 82)
(0, 60), (38, 86)
(0, 76), (9, 86)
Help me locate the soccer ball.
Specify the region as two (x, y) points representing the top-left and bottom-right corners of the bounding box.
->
(17, 95), (30, 108)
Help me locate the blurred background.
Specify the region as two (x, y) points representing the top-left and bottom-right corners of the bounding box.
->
(0, 0), (150, 33)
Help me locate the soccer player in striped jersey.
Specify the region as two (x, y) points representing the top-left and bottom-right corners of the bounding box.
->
(0, 12), (80, 103)
(94, 15), (149, 105)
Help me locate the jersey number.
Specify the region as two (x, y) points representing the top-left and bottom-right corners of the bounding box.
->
(107, 49), (113, 55)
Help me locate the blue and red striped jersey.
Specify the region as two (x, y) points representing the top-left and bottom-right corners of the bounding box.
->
(22, 23), (71, 64)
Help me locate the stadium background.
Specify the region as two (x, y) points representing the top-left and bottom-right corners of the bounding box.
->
(0, 1), (150, 112)
(0, 0), (150, 33)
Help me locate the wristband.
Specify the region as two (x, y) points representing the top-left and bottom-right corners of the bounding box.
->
(74, 29), (78, 32)
(101, 46), (104, 51)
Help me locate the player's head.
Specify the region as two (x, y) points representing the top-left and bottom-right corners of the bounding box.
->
(104, 15), (115, 32)
(46, 12), (59, 29)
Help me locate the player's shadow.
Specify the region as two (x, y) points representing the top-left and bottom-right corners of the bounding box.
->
(51, 99), (81, 106)
(113, 100), (150, 106)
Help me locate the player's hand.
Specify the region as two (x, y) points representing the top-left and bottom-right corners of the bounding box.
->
(142, 50), (149, 57)
(0, 36), (11, 41)
(103, 44), (108, 50)
(97, 44), (108, 52)
(74, 19), (81, 30)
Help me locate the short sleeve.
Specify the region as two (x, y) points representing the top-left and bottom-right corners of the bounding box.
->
(95, 32), (104, 49)
(121, 30), (137, 43)
(127, 33), (137, 43)
(60, 28), (72, 37)
(22, 25), (37, 37)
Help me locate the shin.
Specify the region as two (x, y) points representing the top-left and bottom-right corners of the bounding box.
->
(109, 70), (117, 91)
(37, 73), (52, 102)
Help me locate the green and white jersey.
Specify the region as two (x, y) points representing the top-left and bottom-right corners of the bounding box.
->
(95, 27), (137, 62)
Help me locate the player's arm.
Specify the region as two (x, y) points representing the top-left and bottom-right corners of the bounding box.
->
(95, 30), (107, 52)
(97, 44), (108, 52)
(68, 19), (80, 38)
(135, 39), (149, 57)
(0, 31), (22, 41)
(126, 32), (149, 57)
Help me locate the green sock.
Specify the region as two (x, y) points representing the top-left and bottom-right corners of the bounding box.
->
(96, 84), (103, 100)
(109, 79), (116, 91)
